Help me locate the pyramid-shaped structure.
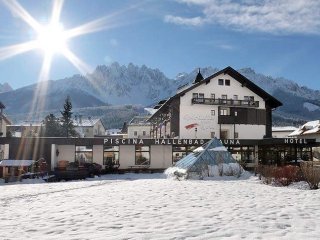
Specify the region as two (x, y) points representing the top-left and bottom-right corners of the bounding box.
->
(174, 138), (239, 177)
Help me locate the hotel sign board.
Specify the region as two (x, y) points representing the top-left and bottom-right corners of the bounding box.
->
(103, 138), (317, 146)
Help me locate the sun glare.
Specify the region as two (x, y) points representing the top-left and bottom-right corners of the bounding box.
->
(1, 0), (136, 117)
(36, 23), (67, 54)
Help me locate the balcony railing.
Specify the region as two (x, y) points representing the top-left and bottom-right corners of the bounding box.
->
(191, 98), (259, 107)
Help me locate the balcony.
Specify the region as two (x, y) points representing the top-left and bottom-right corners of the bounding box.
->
(191, 98), (259, 108)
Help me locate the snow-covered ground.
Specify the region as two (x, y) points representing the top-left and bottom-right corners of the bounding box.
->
(0, 174), (319, 240)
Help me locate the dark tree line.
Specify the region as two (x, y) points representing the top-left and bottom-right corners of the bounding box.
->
(42, 96), (78, 137)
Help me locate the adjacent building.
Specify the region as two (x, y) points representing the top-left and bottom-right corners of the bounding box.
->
(272, 126), (298, 138)
(127, 116), (151, 138)
(0, 102), (12, 137)
(73, 117), (106, 137)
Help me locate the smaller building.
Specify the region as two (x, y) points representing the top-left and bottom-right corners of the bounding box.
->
(73, 117), (106, 137)
(127, 116), (151, 138)
(106, 128), (122, 135)
(7, 122), (43, 137)
(289, 120), (320, 141)
(272, 126), (298, 138)
(0, 102), (12, 137)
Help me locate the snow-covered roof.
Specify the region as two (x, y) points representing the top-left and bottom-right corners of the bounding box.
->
(73, 118), (101, 127)
(0, 160), (34, 167)
(272, 126), (298, 132)
(9, 122), (43, 127)
(129, 116), (151, 126)
(289, 120), (320, 136)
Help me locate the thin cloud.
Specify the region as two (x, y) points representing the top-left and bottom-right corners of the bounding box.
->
(164, 15), (205, 26)
(165, 0), (320, 34)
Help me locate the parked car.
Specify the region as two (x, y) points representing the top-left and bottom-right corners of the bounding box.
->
(83, 162), (102, 177)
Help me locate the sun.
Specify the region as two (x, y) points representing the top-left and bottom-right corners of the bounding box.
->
(36, 23), (68, 55)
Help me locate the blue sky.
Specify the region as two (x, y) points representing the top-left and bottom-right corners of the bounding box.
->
(0, 0), (319, 90)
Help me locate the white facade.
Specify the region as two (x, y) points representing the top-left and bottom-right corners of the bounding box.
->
(51, 144), (172, 170)
(127, 116), (151, 138)
(179, 73), (266, 139)
(127, 125), (151, 138)
(272, 126), (298, 138)
(74, 118), (106, 137)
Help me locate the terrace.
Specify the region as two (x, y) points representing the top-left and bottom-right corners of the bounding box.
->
(191, 98), (259, 108)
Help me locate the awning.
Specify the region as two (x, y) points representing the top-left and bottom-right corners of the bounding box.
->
(0, 160), (34, 167)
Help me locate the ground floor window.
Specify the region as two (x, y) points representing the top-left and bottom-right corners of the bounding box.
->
(258, 146), (312, 165)
(135, 146), (150, 165)
(228, 145), (255, 165)
(103, 146), (119, 166)
(75, 145), (93, 164)
(172, 145), (198, 164)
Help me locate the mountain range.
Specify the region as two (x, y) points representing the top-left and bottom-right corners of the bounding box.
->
(1, 62), (319, 128)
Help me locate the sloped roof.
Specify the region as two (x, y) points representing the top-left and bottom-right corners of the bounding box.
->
(272, 126), (298, 132)
(149, 66), (282, 121)
(73, 118), (101, 127)
(289, 120), (320, 137)
(129, 116), (151, 126)
(175, 138), (237, 173)
(1, 114), (12, 125)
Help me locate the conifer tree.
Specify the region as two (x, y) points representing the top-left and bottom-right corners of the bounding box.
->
(60, 96), (77, 137)
(42, 113), (63, 137)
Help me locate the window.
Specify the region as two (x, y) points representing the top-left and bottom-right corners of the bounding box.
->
(75, 145), (93, 164)
(192, 93), (198, 98)
(134, 131), (137, 136)
(233, 95), (238, 100)
(225, 79), (230, 86)
(135, 146), (150, 165)
(211, 93), (215, 99)
(142, 131), (146, 136)
(221, 94), (227, 104)
(211, 110), (215, 116)
(198, 93), (204, 98)
(218, 79), (224, 85)
(172, 146), (186, 164)
(234, 111), (238, 116)
(103, 146), (119, 166)
(172, 146), (198, 165)
(220, 130), (228, 139)
(244, 96), (255, 105)
(211, 132), (215, 138)
(219, 108), (229, 116)
(234, 132), (239, 139)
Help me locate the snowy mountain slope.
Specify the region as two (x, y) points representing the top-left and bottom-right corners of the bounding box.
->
(0, 82), (12, 93)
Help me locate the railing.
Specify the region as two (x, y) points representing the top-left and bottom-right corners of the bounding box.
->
(191, 98), (259, 107)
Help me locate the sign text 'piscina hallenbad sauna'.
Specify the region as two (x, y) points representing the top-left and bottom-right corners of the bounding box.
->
(104, 138), (207, 146)
(103, 138), (313, 146)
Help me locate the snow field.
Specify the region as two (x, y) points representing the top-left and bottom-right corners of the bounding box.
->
(0, 174), (319, 239)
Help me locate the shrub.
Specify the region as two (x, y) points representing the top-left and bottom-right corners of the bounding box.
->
(273, 165), (300, 186)
(300, 161), (320, 190)
(256, 165), (301, 186)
